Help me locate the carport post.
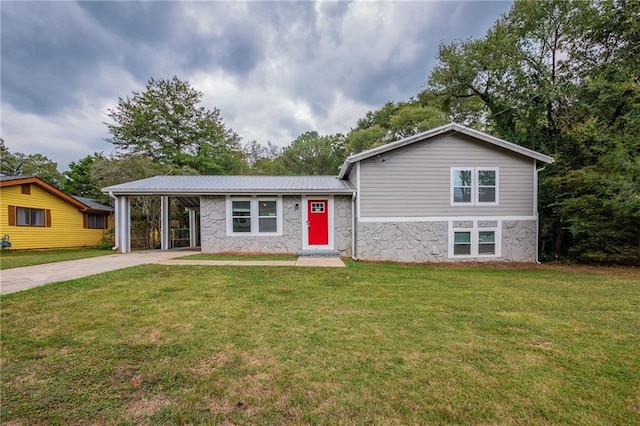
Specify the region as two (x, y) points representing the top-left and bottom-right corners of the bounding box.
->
(116, 195), (131, 254)
(160, 196), (170, 250)
(187, 208), (197, 248)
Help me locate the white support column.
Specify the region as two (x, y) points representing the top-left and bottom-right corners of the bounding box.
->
(187, 208), (198, 248)
(160, 196), (170, 250)
(123, 196), (131, 253)
(116, 195), (131, 254)
(113, 196), (120, 250)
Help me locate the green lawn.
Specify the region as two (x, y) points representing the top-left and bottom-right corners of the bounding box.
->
(1, 262), (639, 425)
(0, 247), (113, 270)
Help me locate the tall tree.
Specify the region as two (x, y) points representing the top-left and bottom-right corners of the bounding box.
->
(242, 140), (283, 175)
(105, 76), (245, 175)
(0, 139), (64, 187)
(345, 100), (448, 155)
(275, 131), (346, 175)
(425, 0), (640, 263)
(62, 153), (105, 200)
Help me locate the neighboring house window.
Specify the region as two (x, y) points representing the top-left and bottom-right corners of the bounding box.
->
(13, 207), (50, 227)
(227, 196), (282, 236)
(450, 221), (500, 258)
(18, 207), (45, 226)
(85, 214), (107, 229)
(451, 168), (499, 205)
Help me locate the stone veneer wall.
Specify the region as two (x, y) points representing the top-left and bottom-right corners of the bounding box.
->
(200, 195), (301, 254)
(357, 219), (538, 262)
(333, 195), (352, 257)
(357, 221), (449, 262)
(501, 220), (537, 262)
(200, 195), (352, 255)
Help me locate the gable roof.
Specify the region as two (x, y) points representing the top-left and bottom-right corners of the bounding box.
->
(338, 122), (555, 179)
(1, 175), (112, 213)
(102, 175), (355, 195)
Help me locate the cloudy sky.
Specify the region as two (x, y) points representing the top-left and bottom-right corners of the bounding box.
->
(1, 1), (512, 170)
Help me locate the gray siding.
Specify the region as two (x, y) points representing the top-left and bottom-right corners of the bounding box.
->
(359, 133), (535, 217)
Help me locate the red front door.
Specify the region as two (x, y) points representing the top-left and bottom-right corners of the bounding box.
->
(308, 199), (328, 245)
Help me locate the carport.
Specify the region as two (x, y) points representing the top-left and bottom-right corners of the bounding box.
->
(103, 179), (202, 254)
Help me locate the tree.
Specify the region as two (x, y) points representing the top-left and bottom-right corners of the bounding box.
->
(424, 0), (640, 263)
(105, 76), (245, 175)
(242, 140), (283, 175)
(275, 131), (346, 175)
(0, 139), (64, 187)
(345, 101), (447, 155)
(62, 153), (105, 200)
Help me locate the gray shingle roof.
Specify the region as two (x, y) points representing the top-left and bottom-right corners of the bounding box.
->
(71, 196), (114, 212)
(102, 175), (355, 195)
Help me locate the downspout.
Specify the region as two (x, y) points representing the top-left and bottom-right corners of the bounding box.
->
(351, 191), (359, 261)
(535, 166), (546, 264)
(108, 191), (120, 251)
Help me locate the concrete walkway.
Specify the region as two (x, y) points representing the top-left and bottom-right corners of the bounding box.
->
(1, 251), (345, 295)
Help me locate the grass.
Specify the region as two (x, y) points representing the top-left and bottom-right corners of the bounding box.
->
(178, 252), (298, 261)
(0, 247), (113, 270)
(1, 262), (639, 425)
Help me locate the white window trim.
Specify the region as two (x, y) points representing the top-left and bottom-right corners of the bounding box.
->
(226, 195), (283, 236)
(448, 220), (502, 258)
(450, 167), (499, 206)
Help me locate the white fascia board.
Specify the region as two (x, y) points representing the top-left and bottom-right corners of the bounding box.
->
(101, 188), (356, 196)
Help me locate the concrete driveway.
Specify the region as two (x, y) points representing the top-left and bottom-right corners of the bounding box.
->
(0, 250), (345, 295)
(0, 250), (197, 295)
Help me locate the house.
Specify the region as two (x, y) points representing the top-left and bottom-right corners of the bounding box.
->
(0, 176), (114, 250)
(102, 123), (554, 262)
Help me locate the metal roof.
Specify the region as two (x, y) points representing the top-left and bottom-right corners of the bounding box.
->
(338, 122), (555, 179)
(102, 175), (355, 195)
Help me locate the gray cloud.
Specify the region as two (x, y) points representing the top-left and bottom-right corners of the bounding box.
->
(1, 0), (512, 170)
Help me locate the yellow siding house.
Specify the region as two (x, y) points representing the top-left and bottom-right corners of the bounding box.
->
(0, 176), (114, 250)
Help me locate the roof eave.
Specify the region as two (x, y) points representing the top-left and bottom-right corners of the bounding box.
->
(101, 188), (356, 196)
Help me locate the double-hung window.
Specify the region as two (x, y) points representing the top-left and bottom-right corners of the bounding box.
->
(450, 221), (500, 258)
(86, 214), (107, 229)
(228, 197), (281, 236)
(451, 168), (499, 205)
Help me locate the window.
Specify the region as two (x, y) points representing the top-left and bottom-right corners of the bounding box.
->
(478, 231), (496, 255)
(452, 170), (473, 203)
(227, 197), (281, 236)
(450, 221), (500, 258)
(17, 207), (45, 226)
(453, 231), (471, 255)
(478, 170), (496, 203)
(86, 214), (106, 229)
(258, 200), (277, 232)
(451, 168), (499, 205)
(310, 202), (325, 213)
(232, 200), (252, 233)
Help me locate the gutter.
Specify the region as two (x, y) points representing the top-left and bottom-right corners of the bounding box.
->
(534, 165), (547, 264)
(351, 192), (359, 261)
(108, 191), (119, 251)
